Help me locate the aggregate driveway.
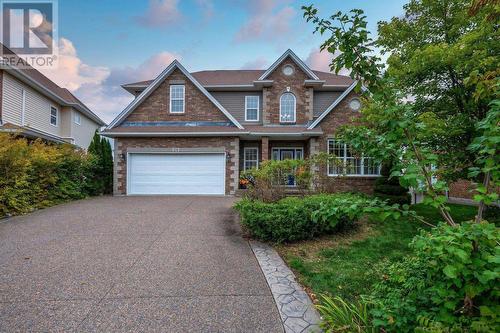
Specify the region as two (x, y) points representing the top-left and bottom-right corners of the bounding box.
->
(0, 196), (283, 332)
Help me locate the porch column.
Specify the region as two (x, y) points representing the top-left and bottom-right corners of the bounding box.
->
(261, 136), (269, 161)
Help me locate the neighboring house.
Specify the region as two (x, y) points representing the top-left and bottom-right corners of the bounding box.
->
(0, 45), (106, 149)
(102, 49), (381, 196)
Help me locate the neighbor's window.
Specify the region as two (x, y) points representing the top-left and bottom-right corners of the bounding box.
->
(170, 85), (185, 113)
(74, 112), (81, 125)
(327, 139), (380, 176)
(245, 96), (259, 121)
(244, 147), (259, 170)
(50, 106), (58, 126)
(280, 93), (296, 123)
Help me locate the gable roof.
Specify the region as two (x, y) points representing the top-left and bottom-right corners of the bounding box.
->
(258, 49), (320, 81)
(308, 81), (358, 129)
(1, 44), (106, 126)
(107, 60), (244, 129)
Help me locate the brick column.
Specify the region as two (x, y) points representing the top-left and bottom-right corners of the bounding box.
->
(262, 87), (271, 125)
(305, 87), (314, 121)
(261, 137), (269, 161)
(229, 137), (239, 195)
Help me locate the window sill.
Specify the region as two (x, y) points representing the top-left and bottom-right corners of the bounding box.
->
(327, 174), (382, 178)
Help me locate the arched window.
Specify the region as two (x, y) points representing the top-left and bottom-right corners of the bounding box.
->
(280, 93), (296, 123)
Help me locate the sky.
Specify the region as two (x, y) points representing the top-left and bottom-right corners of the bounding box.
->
(38, 0), (408, 123)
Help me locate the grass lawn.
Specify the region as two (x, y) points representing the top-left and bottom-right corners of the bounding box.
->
(275, 203), (486, 302)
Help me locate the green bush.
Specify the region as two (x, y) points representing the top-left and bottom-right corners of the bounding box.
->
(0, 133), (111, 217)
(374, 163), (411, 205)
(234, 193), (386, 243)
(369, 221), (500, 332)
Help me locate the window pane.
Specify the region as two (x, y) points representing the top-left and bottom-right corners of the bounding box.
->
(170, 85), (184, 98)
(171, 100), (184, 112)
(280, 93), (295, 122)
(363, 158), (380, 175)
(244, 148), (258, 170)
(246, 96), (258, 108)
(50, 107), (57, 125)
(246, 108), (258, 120)
(346, 157), (362, 175)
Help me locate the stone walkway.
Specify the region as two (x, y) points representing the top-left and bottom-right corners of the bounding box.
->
(250, 241), (322, 333)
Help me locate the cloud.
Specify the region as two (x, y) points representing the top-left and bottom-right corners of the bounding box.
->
(196, 0), (214, 21)
(40, 38), (179, 123)
(135, 0), (181, 28)
(234, 0), (295, 43)
(240, 57), (268, 69)
(305, 48), (350, 76)
(40, 38), (109, 91)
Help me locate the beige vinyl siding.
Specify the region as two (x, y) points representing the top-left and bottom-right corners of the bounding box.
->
(3, 73), (63, 136)
(2, 73), (23, 126)
(313, 91), (342, 118)
(71, 109), (99, 149)
(211, 91), (263, 125)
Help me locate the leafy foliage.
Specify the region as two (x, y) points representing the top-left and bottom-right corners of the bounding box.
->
(374, 163), (411, 205)
(234, 193), (392, 243)
(302, 0), (500, 226)
(369, 222), (500, 332)
(0, 133), (112, 217)
(316, 295), (375, 333)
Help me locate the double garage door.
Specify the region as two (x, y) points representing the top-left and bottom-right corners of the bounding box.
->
(128, 153), (225, 195)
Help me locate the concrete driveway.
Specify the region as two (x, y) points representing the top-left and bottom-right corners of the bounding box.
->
(0, 196), (283, 332)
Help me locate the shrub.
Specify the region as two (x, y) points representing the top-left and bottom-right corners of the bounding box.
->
(369, 221), (500, 332)
(234, 193), (386, 243)
(0, 133), (111, 217)
(374, 163), (411, 205)
(316, 295), (375, 333)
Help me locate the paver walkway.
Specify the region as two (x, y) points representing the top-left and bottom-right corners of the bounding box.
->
(0, 196), (283, 332)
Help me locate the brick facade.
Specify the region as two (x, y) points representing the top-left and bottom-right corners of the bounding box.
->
(263, 56), (312, 125)
(313, 90), (378, 194)
(113, 137), (239, 195)
(124, 68), (229, 123)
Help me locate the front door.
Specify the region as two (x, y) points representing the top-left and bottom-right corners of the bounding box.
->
(275, 148), (303, 186)
(280, 149), (295, 160)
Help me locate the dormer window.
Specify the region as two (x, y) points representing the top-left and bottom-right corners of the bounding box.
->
(170, 85), (185, 113)
(280, 93), (296, 123)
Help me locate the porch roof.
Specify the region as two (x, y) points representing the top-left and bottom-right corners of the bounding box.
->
(100, 125), (323, 138)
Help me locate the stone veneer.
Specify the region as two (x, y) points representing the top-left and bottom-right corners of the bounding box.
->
(263, 56), (314, 125)
(124, 68), (230, 123)
(113, 137), (239, 195)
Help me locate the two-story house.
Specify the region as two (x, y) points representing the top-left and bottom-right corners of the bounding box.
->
(102, 49), (381, 196)
(0, 45), (106, 149)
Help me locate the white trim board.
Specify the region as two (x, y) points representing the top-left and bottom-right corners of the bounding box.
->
(308, 81), (358, 129)
(258, 49), (320, 81)
(107, 60), (244, 129)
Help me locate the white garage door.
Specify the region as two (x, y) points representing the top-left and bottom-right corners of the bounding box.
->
(128, 153), (225, 195)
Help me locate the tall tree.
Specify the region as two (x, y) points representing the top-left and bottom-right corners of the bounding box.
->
(302, 0), (499, 225)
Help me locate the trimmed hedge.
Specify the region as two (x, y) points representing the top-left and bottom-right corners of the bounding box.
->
(0, 133), (111, 217)
(234, 193), (383, 243)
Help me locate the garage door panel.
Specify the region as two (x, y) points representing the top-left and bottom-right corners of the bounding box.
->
(129, 153), (225, 195)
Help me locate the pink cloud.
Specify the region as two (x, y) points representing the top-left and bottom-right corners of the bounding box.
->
(234, 0), (295, 43)
(305, 48), (350, 75)
(135, 0), (181, 28)
(40, 37), (180, 123)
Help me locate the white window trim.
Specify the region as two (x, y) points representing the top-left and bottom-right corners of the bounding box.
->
(327, 139), (381, 177)
(279, 93), (296, 123)
(244, 95), (259, 122)
(50, 106), (58, 127)
(74, 112), (81, 125)
(243, 147), (259, 170)
(169, 85), (185, 114)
